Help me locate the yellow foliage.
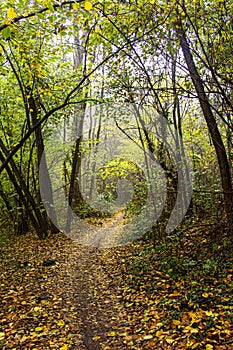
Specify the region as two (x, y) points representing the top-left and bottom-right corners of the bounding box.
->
(7, 7), (17, 19)
(84, 1), (92, 11)
(73, 3), (80, 10)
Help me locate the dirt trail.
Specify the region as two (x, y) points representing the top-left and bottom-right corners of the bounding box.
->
(68, 210), (127, 248)
(69, 243), (128, 349)
(0, 231), (128, 349)
(64, 210), (130, 348)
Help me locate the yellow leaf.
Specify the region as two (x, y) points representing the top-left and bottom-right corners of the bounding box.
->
(92, 336), (101, 340)
(166, 337), (174, 344)
(169, 291), (180, 297)
(20, 335), (29, 343)
(84, 1), (92, 11)
(205, 311), (214, 317)
(206, 345), (213, 350)
(73, 3), (80, 10)
(190, 328), (199, 334)
(60, 345), (69, 350)
(173, 320), (181, 325)
(7, 7), (17, 19)
(202, 292), (209, 298)
(108, 331), (117, 336)
(183, 326), (199, 333)
(155, 330), (169, 338)
(0, 332), (5, 341)
(21, 301), (27, 305)
(34, 306), (42, 312)
(143, 335), (153, 340)
(150, 0), (155, 3)
(189, 311), (197, 319)
(57, 319), (65, 327)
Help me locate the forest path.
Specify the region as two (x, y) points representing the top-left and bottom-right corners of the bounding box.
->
(1, 227), (232, 349)
(0, 231), (129, 349)
(69, 244), (126, 349)
(69, 209), (128, 248)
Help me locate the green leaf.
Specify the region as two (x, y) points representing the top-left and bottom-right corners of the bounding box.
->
(2, 27), (11, 39)
(37, 13), (45, 20)
(47, 2), (55, 12)
(35, 327), (43, 332)
(49, 15), (56, 23)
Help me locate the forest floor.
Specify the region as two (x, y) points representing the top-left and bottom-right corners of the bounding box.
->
(0, 221), (233, 349)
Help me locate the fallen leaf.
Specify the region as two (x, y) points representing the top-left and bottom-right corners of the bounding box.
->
(57, 319), (65, 327)
(35, 326), (43, 332)
(173, 319), (181, 325)
(202, 292), (209, 298)
(143, 334), (153, 340)
(108, 331), (117, 336)
(60, 345), (69, 350)
(206, 345), (214, 350)
(0, 332), (5, 340)
(166, 337), (174, 344)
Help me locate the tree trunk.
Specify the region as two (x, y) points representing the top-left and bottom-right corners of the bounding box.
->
(66, 105), (85, 232)
(0, 147), (46, 237)
(29, 94), (59, 234)
(177, 24), (233, 225)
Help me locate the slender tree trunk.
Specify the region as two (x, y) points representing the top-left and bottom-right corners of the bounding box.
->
(171, 54), (193, 216)
(68, 111), (85, 210)
(65, 30), (87, 231)
(29, 94), (59, 233)
(176, 24), (233, 225)
(89, 113), (102, 199)
(0, 179), (14, 220)
(65, 103), (86, 231)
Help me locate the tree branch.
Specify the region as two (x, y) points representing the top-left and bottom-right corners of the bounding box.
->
(0, 1), (82, 32)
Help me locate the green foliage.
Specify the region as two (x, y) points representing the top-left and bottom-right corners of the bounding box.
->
(96, 157), (148, 216)
(0, 0), (233, 235)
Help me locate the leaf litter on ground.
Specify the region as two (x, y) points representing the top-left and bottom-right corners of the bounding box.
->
(0, 221), (232, 349)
